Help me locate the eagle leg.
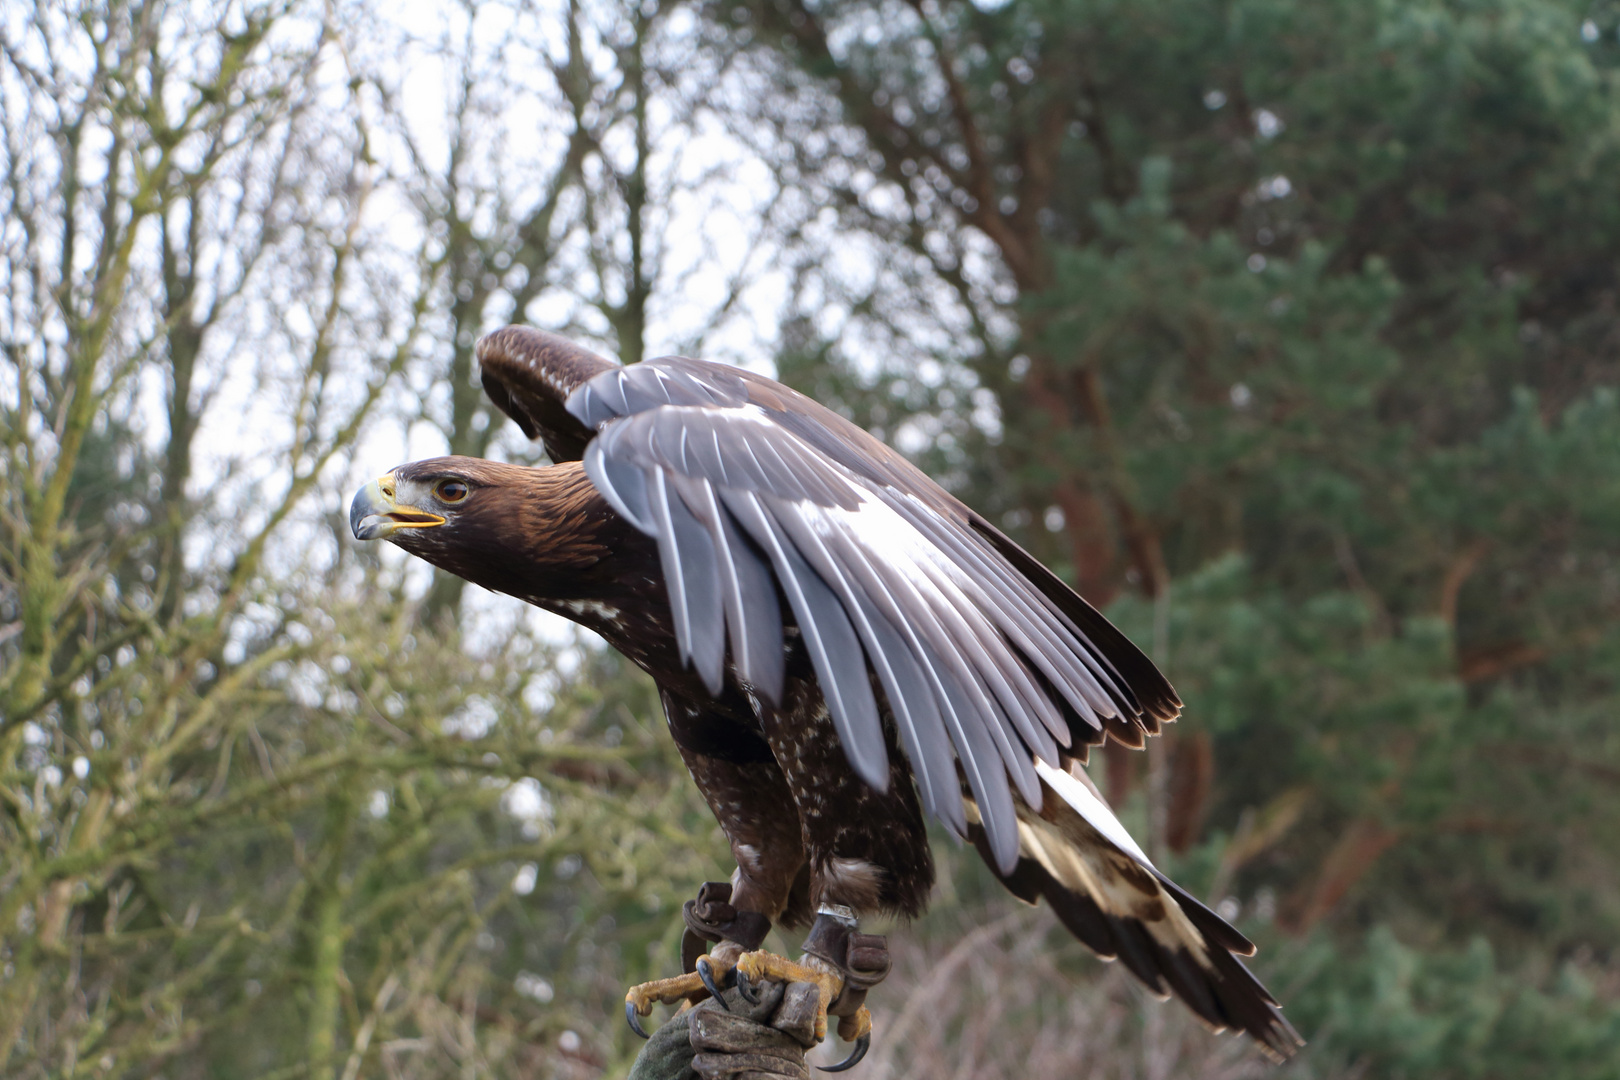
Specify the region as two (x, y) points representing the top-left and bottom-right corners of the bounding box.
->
(731, 947), (874, 1070)
(801, 908), (891, 1025)
(680, 879), (774, 972)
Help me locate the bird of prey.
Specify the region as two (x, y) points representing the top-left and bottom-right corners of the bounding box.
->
(351, 326), (1302, 1066)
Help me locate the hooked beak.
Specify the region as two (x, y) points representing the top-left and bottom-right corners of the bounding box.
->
(350, 473), (446, 541)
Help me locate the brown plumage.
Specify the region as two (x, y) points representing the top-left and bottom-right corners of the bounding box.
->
(350, 326), (1303, 1060)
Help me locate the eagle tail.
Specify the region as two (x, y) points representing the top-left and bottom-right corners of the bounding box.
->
(969, 764), (1303, 1061)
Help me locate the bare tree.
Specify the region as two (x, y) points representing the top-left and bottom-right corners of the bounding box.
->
(365, 0), (780, 626)
(0, 2), (723, 1075)
(0, 0), (421, 1061)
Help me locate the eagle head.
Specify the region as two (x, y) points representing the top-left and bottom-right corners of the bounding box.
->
(349, 459), (483, 543)
(349, 456), (619, 594)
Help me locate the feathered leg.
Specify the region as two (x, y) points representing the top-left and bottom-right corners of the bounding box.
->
(627, 693), (807, 1037)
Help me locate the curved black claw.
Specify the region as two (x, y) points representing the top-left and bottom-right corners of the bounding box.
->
(819, 1032), (870, 1073)
(696, 957), (735, 1008)
(625, 1001), (650, 1039)
(735, 967), (761, 1005)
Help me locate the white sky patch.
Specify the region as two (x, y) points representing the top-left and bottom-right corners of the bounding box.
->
(502, 777), (553, 839)
(1257, 175), (1292, 200)
(149, 0), (811, 617)
(515, 970), (554, 1001)
(894, 417), (934, 455)
(523, 672), (560, 717)
(187, 0), (1006, 607)
(443, 695), (499, 739)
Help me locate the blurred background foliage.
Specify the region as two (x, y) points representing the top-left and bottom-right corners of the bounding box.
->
(2, 0), (1618, 1077)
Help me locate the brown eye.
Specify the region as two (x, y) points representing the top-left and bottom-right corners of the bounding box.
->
(435, 479), (470, 504)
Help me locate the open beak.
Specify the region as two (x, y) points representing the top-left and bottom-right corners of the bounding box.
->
(350, 473), (446, 541)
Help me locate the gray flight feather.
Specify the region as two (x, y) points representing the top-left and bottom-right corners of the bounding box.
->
(927, 638), (1020, 872)
(568, 354), (1171, 872)
(851, 593), (963, 832)
(645, 468), (723, 693)
(885, 494), (1116, 725)
(720, 503), (785, 701)
(721, 489), (889, 791)
(661, 476), (727, 695)
(583, 445), (654, 533)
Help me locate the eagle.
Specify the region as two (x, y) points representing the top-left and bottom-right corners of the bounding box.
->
(350, 326), (1301, 1067)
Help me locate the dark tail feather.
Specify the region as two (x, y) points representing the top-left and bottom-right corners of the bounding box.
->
(971, 826), (1304, 1062)
(1156, 871), (1259, 958)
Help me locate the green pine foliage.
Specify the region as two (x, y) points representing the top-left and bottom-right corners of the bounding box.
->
(1277, 928), (1620, 1079)
(741, 0), (1620, 1071)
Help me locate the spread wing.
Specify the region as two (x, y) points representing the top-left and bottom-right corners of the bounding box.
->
(562, 353), (1180, 873)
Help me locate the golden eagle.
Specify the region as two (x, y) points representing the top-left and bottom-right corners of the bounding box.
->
(351, 327), (1301, 1066)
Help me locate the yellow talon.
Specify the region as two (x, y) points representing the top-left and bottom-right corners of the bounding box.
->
(626, 971), (702, 1011)
(624, 942), (756, 1037)
(836, 1005), (872, 1044)
(735, 950), (845, 1042)
(626, 956), (730, 1013)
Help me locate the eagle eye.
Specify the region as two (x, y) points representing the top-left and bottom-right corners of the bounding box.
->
(434, 479), (470, 504)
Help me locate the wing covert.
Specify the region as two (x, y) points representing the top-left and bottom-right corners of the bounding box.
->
(476, 327), (620, 463)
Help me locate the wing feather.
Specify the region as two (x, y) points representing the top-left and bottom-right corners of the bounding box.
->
(844, 514), (1064, 774)
(686, 475), (785, 700)
(721, 490), (888, 789)
(562, 354), (1178, 873)
(849, 594), (963, 832)
(762, 497), (1040, 806)
(886, 496), (1113, 728)
(592, 369), (632, 422)
(933, 650), (1021, 870)
(845, 520), (1064, 783)
(586, 450), (654, 532)
(647, 469), (726, 694)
